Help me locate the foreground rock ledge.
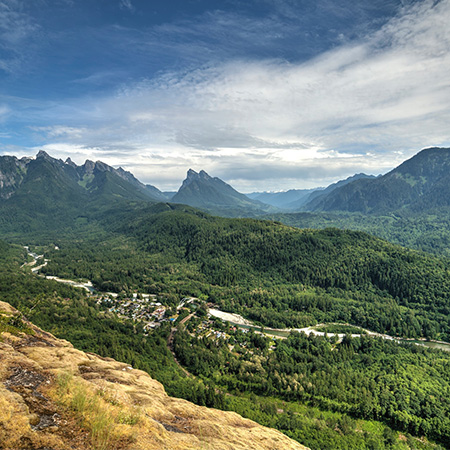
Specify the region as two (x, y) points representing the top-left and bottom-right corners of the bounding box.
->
(0, 301), (308, 450)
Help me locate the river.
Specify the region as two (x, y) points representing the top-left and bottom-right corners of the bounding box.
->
(24, 247), (450, 353)
(24, 246), (95, 293)
(208, 308), (450, 352)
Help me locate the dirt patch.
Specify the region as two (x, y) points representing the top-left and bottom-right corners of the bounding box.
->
(158, 415), (192, 434)
(78, 364), (95, 374)
(12, 332), (57, 350)
(160, 422), (185, 433)
(4, 366), (56, 425)
(5, 365), (48, 392)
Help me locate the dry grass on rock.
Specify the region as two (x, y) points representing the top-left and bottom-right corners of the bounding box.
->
(0, 301), (308, 450)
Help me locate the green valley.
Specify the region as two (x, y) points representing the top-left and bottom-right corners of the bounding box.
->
(3, 149), (450, 449)
(1, 239), (450, 449)
(36, 204), (450, 341)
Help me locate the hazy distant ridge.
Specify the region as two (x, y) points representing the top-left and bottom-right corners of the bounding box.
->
(306, 147), (450, 213)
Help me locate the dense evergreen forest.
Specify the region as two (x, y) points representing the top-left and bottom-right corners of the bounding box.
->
(174, 321), (450, 447)
(38, 204), (450, 341)
(266, 209), (450, 257)
(4, 200), (450, 449)
(1, 240), (448, 449)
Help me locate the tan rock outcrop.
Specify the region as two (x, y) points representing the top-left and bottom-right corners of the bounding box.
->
(0, 301), (308, 450)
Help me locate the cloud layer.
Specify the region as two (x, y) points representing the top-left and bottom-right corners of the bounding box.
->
(1, 0), (450, 191)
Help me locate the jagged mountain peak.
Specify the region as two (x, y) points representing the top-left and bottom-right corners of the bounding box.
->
(115, 166), (141, 183)
(93, 160), (112, 172)
(186, 168), (212, 179)
(65, 157), (77, 168)
(182, 168), (210, 189)
(79, 159), (119, 175)
(82, 159), (95, 172)
(172, 169), (271, 215)
(35, 150), (68, 166)
(36, 150), (52, 160)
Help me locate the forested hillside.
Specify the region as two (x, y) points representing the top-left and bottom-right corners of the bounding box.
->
(266, 209), (450, 257)
(36, 204), (450, 341)
(2, 239), (449, 449)
(303, 148), (450, 214)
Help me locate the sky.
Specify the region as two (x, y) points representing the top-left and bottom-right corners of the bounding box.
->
(1, 0), (450, 192)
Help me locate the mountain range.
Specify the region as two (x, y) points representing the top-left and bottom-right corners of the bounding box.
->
(171, 169), (273, 216)
(3, 147), (450, 449)
(0, 151), (171, 233)
(0, 150), (167, 203)
(0, 152), (273, 231)
(1, 147), (449, 232)
(304, 147), (450, 214)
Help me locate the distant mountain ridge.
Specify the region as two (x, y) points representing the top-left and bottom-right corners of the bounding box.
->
(301, 173), (377, 211)
(247, 174), (376, 211)
(171, 168), (274, 216)
(247, 188), (320, 209)
(0, 151), (169, 233)
(0, 150), (167, 204)
(306, 147), (450, 213)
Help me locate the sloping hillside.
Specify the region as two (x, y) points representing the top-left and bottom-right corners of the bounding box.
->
(307, 148), (450, 213)
(0, 301), (307, 450)
(171, 169), (272, 216)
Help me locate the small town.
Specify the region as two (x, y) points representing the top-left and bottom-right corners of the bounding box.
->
(96, 292), (177, 333)
(94, 290), (264, 342)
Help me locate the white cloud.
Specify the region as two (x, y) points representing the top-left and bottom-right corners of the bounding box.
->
(119, 0), (135, 13)
(16, 0), (450, 190)
(0, 103), (10, 119)
(0, 0), (40, 73)
(30, 125), (87, 139)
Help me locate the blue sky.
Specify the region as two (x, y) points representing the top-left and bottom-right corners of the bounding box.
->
(1, 0), (450, 191)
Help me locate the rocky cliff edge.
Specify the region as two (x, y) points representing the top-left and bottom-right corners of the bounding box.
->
(0, 301), (308, 450)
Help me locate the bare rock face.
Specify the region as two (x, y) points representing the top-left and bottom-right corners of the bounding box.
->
(0, 301), (308, 450)
(0, 155), (28, 199)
